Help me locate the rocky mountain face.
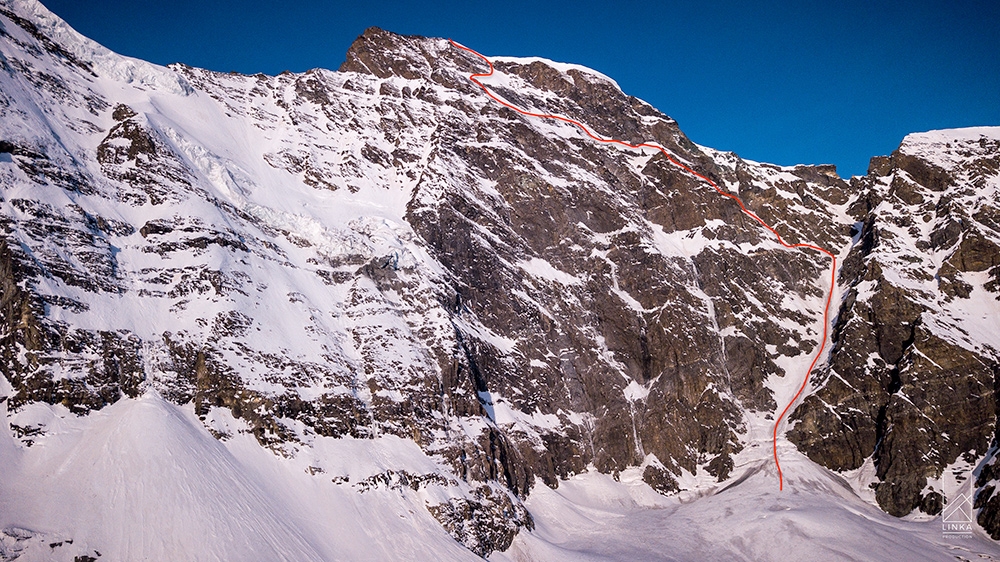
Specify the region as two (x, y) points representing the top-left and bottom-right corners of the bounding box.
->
(1, 0), (998, 556)
(789, 129), (1000, 522)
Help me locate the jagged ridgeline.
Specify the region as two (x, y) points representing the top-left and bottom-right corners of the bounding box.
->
(1, 0), (999, 558)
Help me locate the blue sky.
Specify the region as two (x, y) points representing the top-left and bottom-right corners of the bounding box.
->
(44, 0), (1000, 177)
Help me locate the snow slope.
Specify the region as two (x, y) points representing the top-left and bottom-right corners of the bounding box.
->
(0, 392), (479, 561)
(2, 0), (1000, 559)
(499, 456), (999, 562)
(4, 392), (1000, 561)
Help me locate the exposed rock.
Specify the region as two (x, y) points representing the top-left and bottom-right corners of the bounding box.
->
(2, 2), (1000, 554)
(790, 128), (1000, 519)
(427, 485), (533, 557)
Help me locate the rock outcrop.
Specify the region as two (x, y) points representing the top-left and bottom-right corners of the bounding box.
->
(1, 0), (998, 555)
(789, 129), (1000, 519)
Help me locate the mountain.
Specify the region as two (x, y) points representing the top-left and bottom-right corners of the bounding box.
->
(1, 0), (999, 559)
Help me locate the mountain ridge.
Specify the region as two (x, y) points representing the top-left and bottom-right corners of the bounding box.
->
(1, 0), (999, 558)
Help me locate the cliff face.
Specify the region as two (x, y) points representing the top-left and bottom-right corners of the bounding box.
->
(1, 1), (998, 557)
(789, 129), (1000, 519)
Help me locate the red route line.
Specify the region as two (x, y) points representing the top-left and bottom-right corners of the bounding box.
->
(449, 39), (837, 491)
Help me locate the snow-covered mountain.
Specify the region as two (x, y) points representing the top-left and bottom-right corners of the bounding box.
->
(1, 0), (999, 559)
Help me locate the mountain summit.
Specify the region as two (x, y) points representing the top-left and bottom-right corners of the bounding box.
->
(1, 1), (999, 559)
